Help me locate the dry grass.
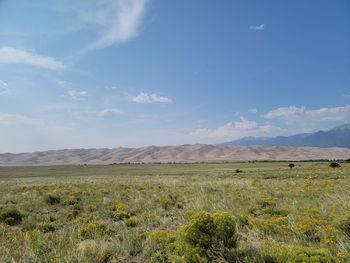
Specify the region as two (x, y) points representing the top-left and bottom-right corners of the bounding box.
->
(0, 162), (349, 262)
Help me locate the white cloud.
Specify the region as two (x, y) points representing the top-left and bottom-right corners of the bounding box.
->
(97, 108), (123, 118)
(249, 24), (265, 31)
(190, 117), (283, 143)
(0, 47), (66, 70)
(0, 80), (9, 95)
(248, 108), (258, 113)
(68, 89), (88, 100)
(264, 106), (305, 120)
(132, 92), (173, 104)
(82, 0), (149, 50)
(263, 105), (350, 131)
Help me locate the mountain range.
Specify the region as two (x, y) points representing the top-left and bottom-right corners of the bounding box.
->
(0, 124), (349, 166)
(1, 145), (350, 166)
(220, 124), (350, 148)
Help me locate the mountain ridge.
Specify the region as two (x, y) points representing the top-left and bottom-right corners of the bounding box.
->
(1, 144), (350, 166)
(220, 124), (350, 148)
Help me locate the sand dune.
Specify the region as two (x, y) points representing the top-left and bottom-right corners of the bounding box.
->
(0, 145), (350, 166)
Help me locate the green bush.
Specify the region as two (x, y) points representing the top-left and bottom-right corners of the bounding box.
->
(44, 194), (61, 205)
(113, 210), (130, 221)
(181, 211), (238, 261)
(147, 230), (175, 262)
(112, 203), (131, 221)
(0, 208), (24, 225)
(148, 230), (175, 250)
(126, 216), (138, 227)
(80, 222), (108, 239)
(282, 247), (334, 263)
(160, 195), (181, 210)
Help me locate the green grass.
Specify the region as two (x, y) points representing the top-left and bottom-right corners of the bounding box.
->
(0, 162), (349, 262)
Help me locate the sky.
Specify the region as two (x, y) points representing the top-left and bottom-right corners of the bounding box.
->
(0, 0), (349, 153)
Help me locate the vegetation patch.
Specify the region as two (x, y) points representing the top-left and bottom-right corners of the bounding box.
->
(0, 207), (24, 225)
(0, 162), (348, 262)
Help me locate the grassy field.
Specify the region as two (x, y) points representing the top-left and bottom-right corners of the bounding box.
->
(0, 162), (349, 262)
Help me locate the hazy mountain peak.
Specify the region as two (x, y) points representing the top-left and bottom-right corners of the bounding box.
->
(220, 124), (350, 148)
(331, 123), (350, 131)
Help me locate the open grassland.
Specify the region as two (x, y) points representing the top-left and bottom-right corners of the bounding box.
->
(0, 162), (349, 262)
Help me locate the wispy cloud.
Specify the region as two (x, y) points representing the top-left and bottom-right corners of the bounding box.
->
(68, 89), (88, 100)
(82, 0), (150, 51)
(190, 117), (283, 143)
(132, 92), (173, 104)
(0, 47), (66, 70)
(248, 108), (258, 113)
(97, 108), (123, 118)
(0, 80), (9, 95)
(249, 24), (265, 31)
(263, 105), (350, 131)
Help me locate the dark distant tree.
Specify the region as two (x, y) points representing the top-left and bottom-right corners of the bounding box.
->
(235, 169), (243, 173)
(346, 158), (350, 163)
(330, 162), (341, 168)
(288, 163), (295, 169)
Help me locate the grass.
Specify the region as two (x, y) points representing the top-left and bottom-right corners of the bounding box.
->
(0, 162), (349, 262)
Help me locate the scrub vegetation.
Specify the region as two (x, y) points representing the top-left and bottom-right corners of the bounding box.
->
(0, 162), (349, 262)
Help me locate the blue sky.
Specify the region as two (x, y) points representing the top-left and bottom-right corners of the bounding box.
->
(0, 0), (349, 152)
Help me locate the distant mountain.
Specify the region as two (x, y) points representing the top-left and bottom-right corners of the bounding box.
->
(220, 124), (350, 148)
(1, 144), (350, 166)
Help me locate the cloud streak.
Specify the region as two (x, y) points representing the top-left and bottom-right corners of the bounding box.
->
(263, 105), (350, 131)
(68, 89), (88, 100)
(0, 80), (9, 95)
(132, 92), (172, 104)
(249, 24), (265, 31)
(83, 0), (149, 50)
(191, 117), (283, 143)
(97, 108), (123, 118)
(0, 47), (66, 70)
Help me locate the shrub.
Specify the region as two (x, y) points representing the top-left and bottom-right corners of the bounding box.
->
(160, 195), (181, 210)
(87, 204), (97, 212)
(147, 230), (175, 262)
(250, 216), (290, 235)
(44, 194), (61, 205)
(113, 210), (130, 221)
(114, 203), (128, 211)
(38, 222), (57, 233)
(181, 211), (238, 261)
(0, 208), (23, 225)
(112, 203), (131, 221)
(294, 217), (322, 243)
(282, 247), (334, 263)
(329, 162), (341, 168)
(80, 222), (107, 239)
(126, 216), (138, 227)
(288, 163), (295, 169)
(64, 196), (81, 205)
(256, 198), (276, 209)
(148, 230), (175, 248)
